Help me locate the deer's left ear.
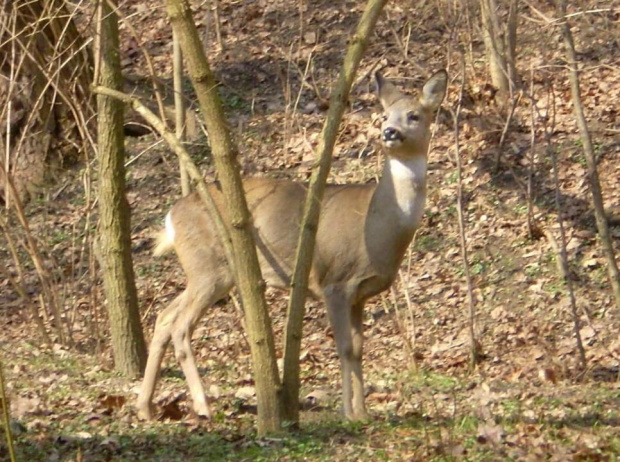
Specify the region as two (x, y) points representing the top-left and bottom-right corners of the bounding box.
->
(375, 71), (404, 110)
(420, 70), (448, 111)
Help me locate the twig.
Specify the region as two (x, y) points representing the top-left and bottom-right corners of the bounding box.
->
(0, 359), (16, 462)
(453, 57), (480, 369)
(211, 0), (223, 51)
(542, 77), (586, 368)
(0, 165), (68, 345)
(173, 30), (190, 196)
(526, 64), (537, 239)
(494, 90), (522, 171)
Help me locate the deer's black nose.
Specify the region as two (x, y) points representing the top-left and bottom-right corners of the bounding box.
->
(383, 127), (403, 142)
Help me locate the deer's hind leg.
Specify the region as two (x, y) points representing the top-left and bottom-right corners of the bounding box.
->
(170, 276), (233, 418)
(137, 292), (187, 420)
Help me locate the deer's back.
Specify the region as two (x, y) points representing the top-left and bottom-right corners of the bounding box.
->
(169, 177), (377, 296)
(245, 178), (377, 294)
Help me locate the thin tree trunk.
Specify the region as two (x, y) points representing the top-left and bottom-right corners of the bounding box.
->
(96, 0), (147, 378)
(280, 0), (388, 424)
(479, 0), (509, 94)
(557, 0), (620, 309)
(506, 0), (518, 88)
(0, 359), (17, 462)
(173, 31), (190, 196)
(453, 59), (480, 369)
(164, 0), (282, 435)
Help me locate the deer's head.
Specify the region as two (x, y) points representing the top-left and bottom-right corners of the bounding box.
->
(375, 70), (447, 159)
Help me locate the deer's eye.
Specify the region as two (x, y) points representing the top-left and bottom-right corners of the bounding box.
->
(381, 114), (388, 122)
(407, 112), (419, 123)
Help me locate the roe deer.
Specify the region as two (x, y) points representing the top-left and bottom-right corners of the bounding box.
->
(136, 70), (448, 421)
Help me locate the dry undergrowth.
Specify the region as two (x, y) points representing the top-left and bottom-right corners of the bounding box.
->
(1, 1), (618, 460)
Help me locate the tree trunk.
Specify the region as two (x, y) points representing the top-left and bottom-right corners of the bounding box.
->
(479, 0), (518, 102)
(173, 31), (190, 196)
(281, 0), (388, 424)
(96, 0), (147, 378)
(557, 0), (620, 309)
(164, 0), (282, 435)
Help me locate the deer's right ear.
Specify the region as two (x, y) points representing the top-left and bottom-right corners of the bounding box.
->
(375, 71), (403, 110)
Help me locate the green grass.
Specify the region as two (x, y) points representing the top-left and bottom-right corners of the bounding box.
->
(414, 235), (441, 253)
(9, 375), (620, 461)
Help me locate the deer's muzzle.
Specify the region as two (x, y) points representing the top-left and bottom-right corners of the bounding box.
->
(382, 127), (404, 143)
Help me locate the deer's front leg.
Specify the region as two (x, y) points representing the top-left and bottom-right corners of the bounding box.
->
(350, 302), (370, 421)
(324, 286), (357, 420)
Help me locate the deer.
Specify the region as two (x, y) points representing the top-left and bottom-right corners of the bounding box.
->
(136, 69), (448, 422)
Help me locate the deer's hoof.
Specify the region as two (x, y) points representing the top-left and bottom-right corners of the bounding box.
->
(136, 402), (156, 421)
(348, 409), (372, 422)
(193, 401), (212, 420)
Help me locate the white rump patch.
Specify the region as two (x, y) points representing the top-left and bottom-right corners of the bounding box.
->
(165, 211), (175, 243)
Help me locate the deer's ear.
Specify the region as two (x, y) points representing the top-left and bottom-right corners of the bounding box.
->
(420, 70), (448, 111)
(375, 71), (403, 110)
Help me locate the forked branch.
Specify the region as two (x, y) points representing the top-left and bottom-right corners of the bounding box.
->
(91, 86), (235, 271)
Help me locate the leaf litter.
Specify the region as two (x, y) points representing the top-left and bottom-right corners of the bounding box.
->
(1, 0), (619, 460)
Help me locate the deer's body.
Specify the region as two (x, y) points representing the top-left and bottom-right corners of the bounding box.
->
(137, 70), (447, 421)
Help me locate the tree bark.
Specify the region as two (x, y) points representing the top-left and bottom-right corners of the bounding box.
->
(164, 0), (282, 435)
(96, 0), (147, 378)
(173, 31), (190, 196)
(281, 0), (388, 424)
(557, 0), (620, 309)
(480, 0), (508, 93)
(479, 0), (518, 101)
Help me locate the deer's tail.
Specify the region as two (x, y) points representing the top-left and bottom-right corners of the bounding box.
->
(153, 212), (175, 256)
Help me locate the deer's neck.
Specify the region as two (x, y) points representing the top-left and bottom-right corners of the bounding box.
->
(388, 156), (427, 228)
(362, 154), (428, 280)
(374, 155), (428, 228)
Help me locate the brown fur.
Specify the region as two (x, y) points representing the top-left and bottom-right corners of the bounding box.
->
(136, 70), (448, 421)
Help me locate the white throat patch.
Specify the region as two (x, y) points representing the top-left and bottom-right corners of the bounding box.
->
(388, 157), (427, 224)
(389, 157), (427, 183)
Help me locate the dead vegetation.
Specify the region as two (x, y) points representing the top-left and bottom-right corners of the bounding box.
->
(1, 0), (618, 460)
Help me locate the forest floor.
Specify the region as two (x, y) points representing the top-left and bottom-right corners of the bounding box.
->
(1, 0), (619, 461)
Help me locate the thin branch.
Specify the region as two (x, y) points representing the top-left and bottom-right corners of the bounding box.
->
(281, 0), (389, 423)
(0, 359), (16, 462)
(556, 0), (620, 309)
(453, 57), (480, 369)
(172, 30), (190, 196)
(92, 86), (235, 271)
(542, 80), (587, 368)
(0, 164), (67, 345)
